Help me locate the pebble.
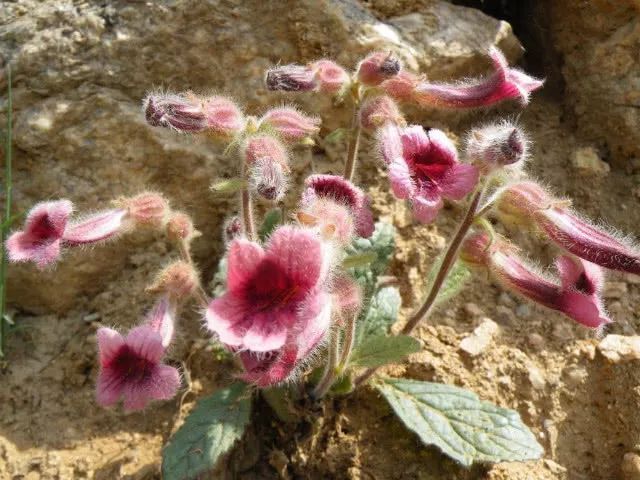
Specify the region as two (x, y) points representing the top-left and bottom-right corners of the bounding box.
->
(605, 282), (628, 299)
(622, 452), (640, 480)
(598, 335), (640, 363)
(572, 146), (610, 176)
(528, 363), (547, 390)
(563, 365), (588, 387)
(527, 333), (545, 351)
(463, 302), (483, 318)
(459, 318), (500, 356)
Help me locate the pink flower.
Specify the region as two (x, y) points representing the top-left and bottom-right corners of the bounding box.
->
(301, 174), (374, 238)
(7, 200), (126, 268)
(465, 121), (528, 173)
(206, 226), (332, 387)
(297, 198), (355, 245)
(381, 71), (421, 103)
(259, 107), (320, 142)
(497, 182), (640, 275)
(378, 124), (479, 223)
(357, 52), (401, 86)
(414, 48), (544, 108)
(461, 231), (611, 329)
(310, 60), (350, 94)
(96, 298), (180, 411)
(143, 93), (207, 132)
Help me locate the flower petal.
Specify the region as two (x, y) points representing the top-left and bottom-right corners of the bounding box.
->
(226, 239), (265, 295)
(62, 209), (127, 245)
(125, 326), (164, 363)
(400, 125), (431, 159)
(388, 157), (415, 200)
(148, 364), (181, 401)
(96, 368), (124, 407)
(266, 226), (323, 290)
(242, 312), (289, 352)
(97, 327), (126, 366)
(439, 163), (479, 200)
(411, 189), (443, 224)
(205, 294), (250, 347)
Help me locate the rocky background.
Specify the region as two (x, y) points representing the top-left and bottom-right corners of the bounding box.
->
(1, 1), (640, 479)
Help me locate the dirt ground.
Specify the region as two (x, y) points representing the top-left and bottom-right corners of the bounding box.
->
(2, 45), (640, 480)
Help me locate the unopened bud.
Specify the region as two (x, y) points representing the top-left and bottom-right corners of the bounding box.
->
(147, 261), (200, 300)
(223, 216), (243, 243)
(250, 158), (287, 202)
(202, 96), (245, 137)
(310, 60), (350, 94)
(460, 231), (493, 267)
(120, 192), (169, 228)
(265, 64), (317, 92)
(495, 182), (550, 226)
(259, 107), (320, 142)
(381, 71), (420, 102)
(357, 52), (401, 86)
(466, 122), (528, 173)
(167, 211), (198, 243)
(359, 95), (404, 130)
(244, 135), (289, 168)
(143, 93), (207, 132)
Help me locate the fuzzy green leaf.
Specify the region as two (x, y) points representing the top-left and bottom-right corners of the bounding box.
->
(359, 286), (401, 341)
(162, 383), (252, 480)
(376, 378), (543, 467)
(259, 209), (283, 241)
(351, 335), (421, 368)
(346, 221), (395, 290)
(210, 177), (247, 195)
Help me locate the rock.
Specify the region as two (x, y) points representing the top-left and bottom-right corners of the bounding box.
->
(463, 302), (483, 318)
(549, 1), (640, 168)
(599, 335), (640, 363)
(528, 333), (545, 351)
(0, 0), (524, 313)
(622, 452), (640, 480)
(528, 363), (547, 390)
(563, 365), (588, 388)
(571, 147), (610, 176)
(605, 282), (629, 299)
(459, 317), (500, 356)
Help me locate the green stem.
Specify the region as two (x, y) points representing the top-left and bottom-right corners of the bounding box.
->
(337, 312), (357, 368)
(240, 158), (256, 241)
(312, 327), (341, 399)
(0, 65), (12, 358)
(343, 91), (362, 181)
(354, 188), (484, 387)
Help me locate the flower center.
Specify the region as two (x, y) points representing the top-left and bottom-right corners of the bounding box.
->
(110, 345), (154, 383)
(246, 258), (302, 312)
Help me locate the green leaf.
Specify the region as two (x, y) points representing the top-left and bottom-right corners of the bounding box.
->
(359, 286), (401, 341)
(341, 251), (377, 269)
(425, 257), (471, 307)
(262, 386), (298, 423)
(162, 383), (252, 480)
(351, 335), (421, 368)
(258, 209), (282, 241)
(324, 127), (349, 144)
(211, 256), (228, 297)
(376, 378), (544, 467)
(210, 177), (247, 195)
(345, 221), (395, 291)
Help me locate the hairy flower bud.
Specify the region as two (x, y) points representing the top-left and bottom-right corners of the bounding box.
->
(260, 107), (320, 142)
(223, 216), (243, 243)
(143, 92), (207, 132)
(202, 96), (245, 137)
(147, 261), (200, 300)
(460, 230), (494, 267)
(120, 192), (169, 228)
(466, 122), (528, 173)
(359, 95), (404, 130)
(250, 158), (288, 201)
(357, 52), (401, 86)
(265, 64), (317, 92)
(167, 211), (198, 244)
(310, 59), (350, 94)
(381, 71), (421, 102)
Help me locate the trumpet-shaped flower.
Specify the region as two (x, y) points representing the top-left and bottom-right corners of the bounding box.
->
(378, 124), (478, 223)
(496, 182), (640, 275)
(7, 200), (127, 268)
(461, 231), (611, 329)
(414, 48), (544, 108)
(260, 107), (320, 142)
(206, 226), (333, 386)
(96, 298), (180, 411)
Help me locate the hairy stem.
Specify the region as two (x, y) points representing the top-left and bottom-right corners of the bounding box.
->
(354, 188), (483, 387)
(0, 65), (12, 358)
(343, 94), (362, 181)
(338, 313), (357, 369)
(240, 159), (256, 241)
(176, 240), (210, 308)
(312, 327), (341, 399)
